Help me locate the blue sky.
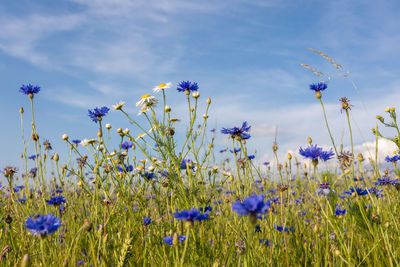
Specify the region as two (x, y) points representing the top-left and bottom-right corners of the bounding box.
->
(1, 0), (400, 167)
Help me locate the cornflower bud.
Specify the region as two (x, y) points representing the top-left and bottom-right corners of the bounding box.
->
(62, 134), (68, 141)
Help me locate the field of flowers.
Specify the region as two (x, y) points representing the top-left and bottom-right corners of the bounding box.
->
(2, 75), (400, 266)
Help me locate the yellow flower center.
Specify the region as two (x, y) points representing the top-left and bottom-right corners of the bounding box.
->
(141, 94), (151, 99)
(158, 83), (166, 88)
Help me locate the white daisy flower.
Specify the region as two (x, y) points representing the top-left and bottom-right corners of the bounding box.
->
(153, 82), (172, 93)
(136, 94), (158, 108)
(112, 101), (125, 110)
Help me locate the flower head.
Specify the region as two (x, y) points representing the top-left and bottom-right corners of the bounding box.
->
(173, 208), (209, 222)
(177, 81), (198, 93)
(232, 194), (271, 217)
(344, 186), (368, 196)
(385, 155), (400, 163)
(121, 141), (134, 150)
(373, 177), (399, 186)
(112, 101), (125, 110)
(25, 214), (61, 237)
(136, 95), (158, 108)
(335, 208), (347, 216)
(153, 82), (172, 93)
(299, 144), (334, 162)
(180, 159), (195, 170)
(20, 84), (40, 96)
(46, 196), (66, 206)
(309, 82), (327, 92)
(163, 235), (186, 245)
(88, 106), (110, 123)
(221, 122), (251, 140)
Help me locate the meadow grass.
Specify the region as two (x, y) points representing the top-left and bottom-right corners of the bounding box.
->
(1, 78), (400, 267)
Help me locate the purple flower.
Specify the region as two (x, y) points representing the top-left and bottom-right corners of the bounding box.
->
(88, 106), (110, 123)
(46, 196), (66, 206)
(25, 214), (61, 237)
(177, 81), (199, 92)
(309, 82), (327, 92)
(221, 122), (251, 140)
(173, 208), (209, 222)
(232, 194), (270, 217)
(163, 235), (186, 245)
(20, 84), (40, 95)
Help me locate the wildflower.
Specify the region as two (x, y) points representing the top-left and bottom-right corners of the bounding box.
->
(385, 155), (400, 163)
(232, 194), (271, 224)
(117, 164), (133, 173)
(259, 239), (272, 247)
(339, 97), (352, 112)
(344, 186), (368, 196)
(112, 101), (125, 110)
(229, 148), (241, 154)
(80, 139), (97, 147)
(72, 139), (81, 146)
(137, 108), (148, 116)
(373, 177), (399, 186)
(28, 154), (39, 160)
(46, 196), (66, 206)
(135, 133), (147, 141)
(316, 183), (333, 196)
(121, 141), (134, 150)
(136, 95), (158, 108)
(274, 225), (295, 233)
(299, 144), (334, 164)
(173, 208), (209, 222)
(141, 172), (154, 181)
(43, 140), (53, 150)
(19, 84), (40, 97)
(309, 82), (327, 99)
(180, 159), (195, 170)
(28, 167), (38, 178)
(3, 166), (17, 178)
(221, 122), (251, 140)
(88, 106), (110, 123)
(335, 208), (346, 216)
(143, 217), (152, 226)
(163, 235), (186, 245)
(177, 81), (199, 93)
(77, 156), (88, 168)
(153, 82), (172, 93)
(337, 151), (354, 168)
(62, 134), (69, 141)
(25, 214), (61, 237)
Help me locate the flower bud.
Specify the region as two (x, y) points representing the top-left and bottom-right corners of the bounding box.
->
(32, 133), (39, 141)
(19, 107), (24, 114)
(83, 219), (93, 232)
(287, 153), (292, 160)
(164, 106), (171, 112)
(385, 107), (390, 112)
(192, 92), (200, 98)
(62, 134), (68, 141)
(117, 128), (123, 133)
(315, 90), (322, 99)
(307, 137), (312, 145)
(20, 254), (30, 267)
(207, 97), (211, 104)
(105, 123), (111, 130)
(123, 128), (130, 135)
(53, 153), (59, 162)
(203, 114), (208, 119)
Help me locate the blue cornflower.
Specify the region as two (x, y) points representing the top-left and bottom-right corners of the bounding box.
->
(385, 155), (400, 163)
(180, 159), (195, 170)
(173, 208), (209, 222)
(117, 164), (133, 173)
(229, 148), (241, 154)
(141, 172), (154, 181)
(232, 194), (271, 223)
(274, 224), (295, 233)
(299, 144), (334, 162)
(309, 82), (327, 92)
(177, 81), (198, 92)
(72, 139), (81, 145)
(25, 214), (61, 237)
(373, 177), (399, 186)
(28, 154), (39, 160)
(163, 235), (186, 245)
(88, 106), (110, 123)
(368, 187), (384, 198)
(143, 217), (152, 226)
(20, 84), (40, 96)
(259, 239), (272, 247)
(59, 205), (66, 214)
(46, 196), (66, 206)
(13, 185), (25, 192)
(18, 196), (26, 203)
(77, 260), (84, 266)
(199, 206), (212, 212)
(121, 141), (134, 150)
(344, 186), (368, 196)
(247, 155), (255, 160)
(221, 122), (251, 140)
(335, 208), (346, 216)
